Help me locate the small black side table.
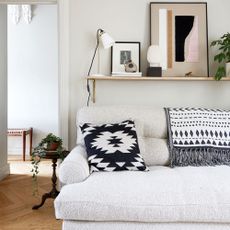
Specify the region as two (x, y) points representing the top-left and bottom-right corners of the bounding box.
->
(32, 150), (69, 210)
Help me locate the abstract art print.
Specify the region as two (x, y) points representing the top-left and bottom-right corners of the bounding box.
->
(150, 2), (209, 77)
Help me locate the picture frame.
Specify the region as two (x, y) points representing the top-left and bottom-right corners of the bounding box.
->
(150, 2), (209, 77)
(111, 41), (141, 74)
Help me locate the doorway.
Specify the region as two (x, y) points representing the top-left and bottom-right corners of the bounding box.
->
(7, 4), (59, 161)
(0, 0), (69, 180)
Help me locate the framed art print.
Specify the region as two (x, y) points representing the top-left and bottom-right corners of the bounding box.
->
(111, 42), (141, 74)
(150, 2), (209, 77)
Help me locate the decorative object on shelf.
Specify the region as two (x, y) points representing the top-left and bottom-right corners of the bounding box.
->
(111, 41), (141, 76)
(185, 72), (192, 77)
(227, 63), (230, 76)
(150, 2), (209, 77)
(147, 45), (162, 77)
(124, 60), (137, 73)
(227, 63), (230, 77)
(111, 72), (142, 77)
(210, 32), (230, 80)
(31, 133), (64, 196)
(87, 29), (115, 106)
(8, 4), (32, 24)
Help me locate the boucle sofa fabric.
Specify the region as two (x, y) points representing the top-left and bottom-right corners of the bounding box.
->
(55, 165), (230, 223)
(141, 137), (170, 165)
(77, 106), (169, 166)
(59, 146), (90, 185)
(63, 221), (230, 230)
(77, 106), (167, 139)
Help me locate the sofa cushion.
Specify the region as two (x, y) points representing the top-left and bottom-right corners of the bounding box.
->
(140, 137), (170, 166)
(77, 106), (169, 166)
(55, 165), (230, 223)
(80, 120), (148, 172)
(77, 106), (167, 144)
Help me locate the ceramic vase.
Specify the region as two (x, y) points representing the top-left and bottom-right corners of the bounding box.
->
(226, 62), (230, 77)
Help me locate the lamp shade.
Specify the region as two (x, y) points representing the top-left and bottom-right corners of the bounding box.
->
(147, 45), (161, 67)
(100, 32), (115, 49)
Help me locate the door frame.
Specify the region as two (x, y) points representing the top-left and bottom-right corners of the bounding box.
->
(58, 0), (69, 149)
(0, 0), (69, 148)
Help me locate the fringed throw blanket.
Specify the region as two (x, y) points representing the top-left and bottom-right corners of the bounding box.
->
(165, 108), (230, 167)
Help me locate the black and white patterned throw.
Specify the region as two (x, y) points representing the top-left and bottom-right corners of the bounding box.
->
(165, 108), (230, 167)
(80, 120), (148, 172)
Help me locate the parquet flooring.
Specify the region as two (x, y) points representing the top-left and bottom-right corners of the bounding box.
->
(0, 158), (62, 230)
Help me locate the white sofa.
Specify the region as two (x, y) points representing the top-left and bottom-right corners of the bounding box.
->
(55, 106), (230, 230)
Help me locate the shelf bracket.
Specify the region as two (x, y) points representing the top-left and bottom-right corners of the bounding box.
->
(92, 79), (96, 103)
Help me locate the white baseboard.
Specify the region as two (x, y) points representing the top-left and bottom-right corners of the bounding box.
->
(0, 163), (10, 181)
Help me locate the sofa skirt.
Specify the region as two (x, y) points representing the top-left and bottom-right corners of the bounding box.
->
(63, 221), (230, 230)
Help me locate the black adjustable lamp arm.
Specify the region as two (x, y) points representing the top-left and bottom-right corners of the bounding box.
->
(87, 29), (104, 106)
(87, 29), (104, 76)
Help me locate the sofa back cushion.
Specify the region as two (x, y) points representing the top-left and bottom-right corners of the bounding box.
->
(77, 106), (169, 166)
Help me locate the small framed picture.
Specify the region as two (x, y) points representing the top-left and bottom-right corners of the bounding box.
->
(111, 41), (141, 74)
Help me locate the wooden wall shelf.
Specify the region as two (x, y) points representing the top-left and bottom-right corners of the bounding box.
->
(87, 76), (230, 103)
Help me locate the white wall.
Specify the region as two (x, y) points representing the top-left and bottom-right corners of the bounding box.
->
(69, 0), (230, 149)
(0, 5), (10, 180)
(7, 4), (58, 155)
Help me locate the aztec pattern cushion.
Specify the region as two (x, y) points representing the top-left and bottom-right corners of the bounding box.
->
(80, 120), (148, 172)
(165, 107), (230, 167)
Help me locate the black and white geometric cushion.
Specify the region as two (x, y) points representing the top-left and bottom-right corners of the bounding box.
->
(80, 120), (148, 172)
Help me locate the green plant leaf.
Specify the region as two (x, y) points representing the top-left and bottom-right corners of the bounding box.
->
(214, 53), (226, 63)
(211, 33), (230, 65)
(215, 66), (226, 81)
(210, 41), (217, 46)
(31, 132), (64, 194)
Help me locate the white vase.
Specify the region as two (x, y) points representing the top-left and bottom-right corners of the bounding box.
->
(226, 62), (230, 77)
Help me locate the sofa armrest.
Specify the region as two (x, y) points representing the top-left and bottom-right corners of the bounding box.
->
(59, 145), (90, 185)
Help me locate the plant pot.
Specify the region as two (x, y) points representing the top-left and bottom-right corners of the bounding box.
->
(226, 62), (230, 77)
(47, 142), (59, 151)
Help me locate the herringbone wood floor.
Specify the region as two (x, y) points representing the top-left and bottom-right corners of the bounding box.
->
(0, 158), (62, 230)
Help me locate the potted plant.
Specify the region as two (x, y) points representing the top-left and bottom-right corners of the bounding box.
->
(210, 32), (230, 80)
(31, 133), (64, 195)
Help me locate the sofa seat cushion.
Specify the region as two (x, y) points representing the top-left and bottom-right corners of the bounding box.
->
(55, 166), (230, 223)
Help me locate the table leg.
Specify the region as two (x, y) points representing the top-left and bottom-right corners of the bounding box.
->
(22, 131), (26, 161)
(32, 158), (59, 210)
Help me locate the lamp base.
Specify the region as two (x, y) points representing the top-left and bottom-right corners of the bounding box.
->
(147, 67), (162, 77)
